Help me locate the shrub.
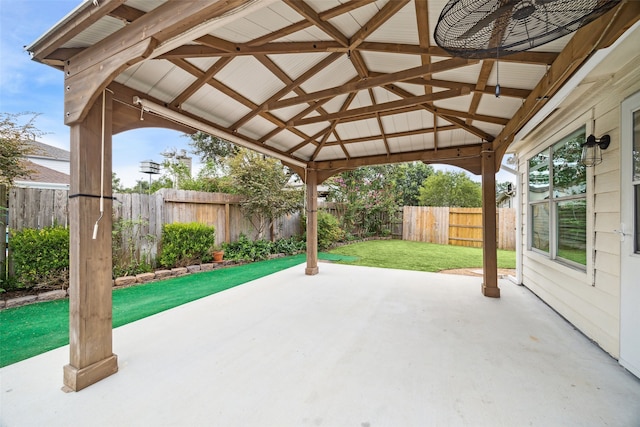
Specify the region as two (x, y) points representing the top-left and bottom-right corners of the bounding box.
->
(9, 226), (69, 289)
(222, 234), (273, 262)
(273, 235), (306, 255)
(159, 223), (215, 267)
(317, 211), (344, 250)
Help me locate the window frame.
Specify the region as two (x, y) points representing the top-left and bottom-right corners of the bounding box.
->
(527, 127), (588, 271)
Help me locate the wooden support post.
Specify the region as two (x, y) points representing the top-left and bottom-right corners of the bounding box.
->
(305, 168), (319, 275)
(63, 91), (118, 391)
(481, 144), (500, 298)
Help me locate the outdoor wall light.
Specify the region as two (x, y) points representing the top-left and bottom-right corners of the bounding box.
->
(580, 134), (611, 167)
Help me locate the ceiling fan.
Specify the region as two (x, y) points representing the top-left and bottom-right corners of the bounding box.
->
(434, 0), (621, 59)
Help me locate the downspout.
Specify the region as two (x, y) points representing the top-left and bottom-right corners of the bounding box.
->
(501, 162), (523, 285)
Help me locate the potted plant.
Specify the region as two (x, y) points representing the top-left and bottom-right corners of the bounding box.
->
(212, 246), (224, 262)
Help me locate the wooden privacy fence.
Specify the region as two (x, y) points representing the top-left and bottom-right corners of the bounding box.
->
(7, 188), (302, 261)
(402, 206), (516, 250)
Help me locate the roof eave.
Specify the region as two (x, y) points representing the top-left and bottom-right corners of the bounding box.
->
(25, 0), (121, 63)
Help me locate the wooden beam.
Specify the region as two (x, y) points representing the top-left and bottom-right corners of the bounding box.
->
(109, 4), (145, 23)
(415, 0), (432, 98)
(232, 53), (342, 130)
(425, 107), (509, 126)
(358, 42), (559, 64)
(285, 0), (349, 47)
(170, 57), (233, 109)
(268, 58), (475, 111)
(64, 38), (157, 125)
(29, 0), (125, 61)
(381, 84), (496, 141)
(108, 82), (194, 135)
(292, 88), (469, 126)
(305, 168), (319, 275)
(318, 0), (377, 20)
(313, 144), (483, 171)
(64, 91), (118, 391)
(348, 0), (410, 49)
(481, 143), (500, 298)
(62, 0), (250, 124)
(374, 74), (531, 99)
(323, 125), (457, 147)
(467, 60), (494, 124)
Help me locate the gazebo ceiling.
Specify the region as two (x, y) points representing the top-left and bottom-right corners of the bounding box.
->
(26, 0), (640, 178)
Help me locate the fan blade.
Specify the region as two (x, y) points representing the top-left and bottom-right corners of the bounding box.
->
(457, 1), (517, 40)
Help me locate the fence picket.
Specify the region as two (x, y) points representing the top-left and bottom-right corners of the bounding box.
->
(402, 206), (515, 250)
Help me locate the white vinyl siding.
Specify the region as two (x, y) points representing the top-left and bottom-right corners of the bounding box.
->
(515, 59), (640, 358)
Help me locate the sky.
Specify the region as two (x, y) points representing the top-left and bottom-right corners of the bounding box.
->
(0, 0), (515, 188)
(0, 0), (198, 188)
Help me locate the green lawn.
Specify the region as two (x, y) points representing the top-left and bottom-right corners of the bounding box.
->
(328, 239), (516, 272)
(1, 241), (514, 367)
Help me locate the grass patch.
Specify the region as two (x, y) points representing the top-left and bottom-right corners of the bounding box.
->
(328, 240), (516, 272)
(0, 255), (307, 368)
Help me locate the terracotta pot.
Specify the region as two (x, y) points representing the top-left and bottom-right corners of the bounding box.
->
(213, 250), (224, 262)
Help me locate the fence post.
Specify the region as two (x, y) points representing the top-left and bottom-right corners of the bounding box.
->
(0, 185), (6, 283)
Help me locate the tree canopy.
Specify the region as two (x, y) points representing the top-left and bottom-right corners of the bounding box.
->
(326, 165), (398, 236)
(188, 131), (238, 173)
(391, 162), (434, 206)
(0, 112), (42, 186)
(418, 170), (482, 207)
(228, 149), (302, 239)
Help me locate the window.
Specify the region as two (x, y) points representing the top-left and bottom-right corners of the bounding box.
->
(528, 128), (587, 268)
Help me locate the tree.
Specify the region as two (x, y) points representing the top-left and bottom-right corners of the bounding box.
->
(228, 149), (303, 239)
(418, 170), (482, 207)
(326, 165), (398, 236)
(0, 112), (43, 186)
(391, 162), (434, 206)
(112, 173), (124, 192)
(188, 132), (238, 173)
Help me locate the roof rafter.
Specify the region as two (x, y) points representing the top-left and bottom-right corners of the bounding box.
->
(284, 0), (349, 47)
(268, 57), (476, 111)
(348, 0), (411, 50)
(292, 88), (470, 126)
(383, 84), (496, 141)
(232, 52), (343, 130)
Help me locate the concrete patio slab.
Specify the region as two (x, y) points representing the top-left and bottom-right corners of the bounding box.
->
(1, 263), (639, 426)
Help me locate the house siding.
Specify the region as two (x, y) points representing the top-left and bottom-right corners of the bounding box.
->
(29, 157), (70, 175)
(516, 58), (640, 359)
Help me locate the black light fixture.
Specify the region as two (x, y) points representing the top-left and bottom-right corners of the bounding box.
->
(580, 134), (610, 167)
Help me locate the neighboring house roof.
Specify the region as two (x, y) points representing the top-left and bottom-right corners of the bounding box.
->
(16, 160), (70, 186)
(26, 140), (70, 162)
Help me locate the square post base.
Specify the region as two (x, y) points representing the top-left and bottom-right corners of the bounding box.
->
(305, 266), (319, 275)
(63, 354), (118, 392)
(482, 284), (501, 298)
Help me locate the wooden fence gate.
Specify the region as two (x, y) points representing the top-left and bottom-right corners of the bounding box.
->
(402, 206), (516, 250)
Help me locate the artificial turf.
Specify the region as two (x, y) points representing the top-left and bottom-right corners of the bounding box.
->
(0, 252), (358, 368)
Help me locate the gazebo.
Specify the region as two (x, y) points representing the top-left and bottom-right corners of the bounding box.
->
(25, 0), (640, 391)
